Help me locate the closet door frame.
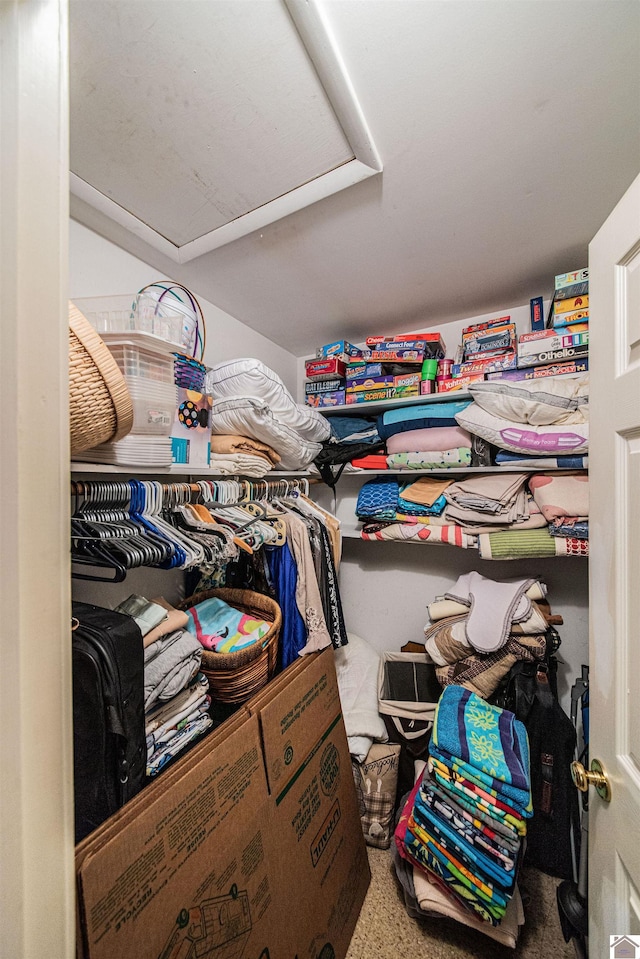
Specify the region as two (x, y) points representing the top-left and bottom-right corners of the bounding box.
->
(0, 2), (74, 957)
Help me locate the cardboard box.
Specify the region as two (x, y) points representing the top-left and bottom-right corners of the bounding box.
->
(555, 268), (588, 291)
(486, 358), (589, 382)
(305, 378), (345, 395)
(75, 651), (369, 959)
(461, 315), (511, 337)
(549, 309), (589, 328)
(345, 362), (383, 379)
(436, 373), (485, 393)
(365, 348), (426, 363)
(516, 342), (589, 368)
(305, 390), (347, 408)
(365, 332), (444, 346)
(462, 323), (516, 358)
(530, 297), (545, 332)
(451, 352), (517, 378)
(518, 328), (589, 350)
(553, 294), (589, 315)
(305, 358), (347, 379)
(315, 340), (363, 360)
(346, 375), (395, 392)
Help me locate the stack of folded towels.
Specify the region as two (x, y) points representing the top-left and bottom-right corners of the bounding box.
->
(356, 476), (476, 548)
(394, 685), (531, 946)
(114, 595), (213, 778)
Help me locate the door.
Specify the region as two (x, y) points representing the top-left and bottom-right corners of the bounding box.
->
(589, 169), (640, 951)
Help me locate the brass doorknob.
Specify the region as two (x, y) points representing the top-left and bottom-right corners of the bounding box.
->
(570, 758), (612, 802)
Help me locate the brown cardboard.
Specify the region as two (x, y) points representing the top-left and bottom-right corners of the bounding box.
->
(76, 649), (369, 959)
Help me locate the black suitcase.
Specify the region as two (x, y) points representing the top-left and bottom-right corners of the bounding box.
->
(72, 601), (146, 843)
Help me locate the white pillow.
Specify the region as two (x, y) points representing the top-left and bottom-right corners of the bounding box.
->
(469, 374), (589, 426)
(210, 396), (322, 470)
(456, 401), (589, 455)
(206, 358), (330, 443)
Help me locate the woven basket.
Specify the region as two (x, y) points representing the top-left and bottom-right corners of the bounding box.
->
(69, 303), (134, 455)
(181, 588), (281, 704)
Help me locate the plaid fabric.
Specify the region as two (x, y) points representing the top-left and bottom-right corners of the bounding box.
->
(361, 788), (395, 849)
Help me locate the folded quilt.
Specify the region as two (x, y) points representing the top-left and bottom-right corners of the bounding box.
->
(209, 433), (281, 465)
(208, 452), (274, 476)
(356, 478), (399, 520)
(144, 629), (203, 711)
(185, 596), (270, 653)
(549, 519), (589, 539)
(431, 685), (532, 799)
(387, 448), (472, 470)
(361, 522), (477, 549)
(398, 475), (454, 507)
(495, 449), (588, 469)
(146, 699), (211, 754)
(528, 471), (589, 521)
(386, 426), (472, 455)
(478, 528), (590, 559)
(377, 399), (473, 441)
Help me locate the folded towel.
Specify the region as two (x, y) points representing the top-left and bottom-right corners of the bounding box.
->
(185, 596), (270, 653)
(210, 433), (281, 465)
(431, 685), (531, 797)
(398, 475), (454, 507)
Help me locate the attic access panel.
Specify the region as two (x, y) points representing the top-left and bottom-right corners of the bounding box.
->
(69, 0), (381, 263)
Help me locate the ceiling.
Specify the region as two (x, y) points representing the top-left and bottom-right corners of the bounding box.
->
(69, 0), (640, 356)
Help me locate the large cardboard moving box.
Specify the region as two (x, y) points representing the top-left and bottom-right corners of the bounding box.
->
(75, 649), (370, 959)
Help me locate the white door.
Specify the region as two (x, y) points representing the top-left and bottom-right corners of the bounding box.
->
(589, 170), (640, 952)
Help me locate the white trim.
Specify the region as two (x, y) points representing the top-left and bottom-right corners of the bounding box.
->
(69, 0), (382, 263)
(0, 1), (74, 957)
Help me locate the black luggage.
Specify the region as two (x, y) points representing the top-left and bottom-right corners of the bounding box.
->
(72, 602), (146, 842)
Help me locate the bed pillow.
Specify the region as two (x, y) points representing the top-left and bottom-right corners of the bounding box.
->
(455, 401), (589, 455)
(210, 396), (322, 470)
(468, 375), (589, 426)
(206, 358), (330, 443)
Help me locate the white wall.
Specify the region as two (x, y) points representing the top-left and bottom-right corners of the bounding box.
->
(69, 219), (298, 391)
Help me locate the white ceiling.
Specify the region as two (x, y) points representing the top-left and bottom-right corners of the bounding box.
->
(70, 0), (640, 356)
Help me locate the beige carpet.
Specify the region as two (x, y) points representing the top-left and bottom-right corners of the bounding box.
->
(346, 847), (575, 958)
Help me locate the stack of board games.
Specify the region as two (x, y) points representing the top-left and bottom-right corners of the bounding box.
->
(515, 269), (589, 370)
(304, 333), (446, 407)
(444, 316), (519, 392)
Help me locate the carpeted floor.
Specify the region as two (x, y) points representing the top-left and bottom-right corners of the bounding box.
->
(346, 847), (576, 958)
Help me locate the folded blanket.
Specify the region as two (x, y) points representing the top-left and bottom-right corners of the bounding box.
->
(386, 426), (472, 455)
(325, 415), (380, 444)
(378, 399), (473, 441)
(495, 450), (588, 469)
(431, 685), (531, 799)
(361, 522), (477, 549)
(399, 475), (454, 507)
(397, 489), (447, 517)
(350, 454), (389, 469)
(185, 596), (270, 653)
(387, 448), (472, 470)
(208, 452), (274, 476)
(478, 528), (590, 559)
(549, 519), (589, 539)
(444, 472), (529, 516)
(355, 478), (399, 520)
(209, 433), (281, 465)
(528, 471), (589, 521)
(434, 634), (546, 700)
(145, 672), (209, 734)
(146, 713), (213, 776)
(144, 629), (203, 711)
(334, 633), (388, 762)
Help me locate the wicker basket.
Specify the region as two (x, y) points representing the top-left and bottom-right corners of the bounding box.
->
(181, 588), (282, 704)
(69, 303), (134, 455)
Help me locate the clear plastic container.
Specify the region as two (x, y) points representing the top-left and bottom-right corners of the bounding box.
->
(132, 292), (196, 351)
(107, 344), (175, 384)
(125, 380), (176, 435)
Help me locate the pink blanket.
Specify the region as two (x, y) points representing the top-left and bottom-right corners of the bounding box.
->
(386, 426), (472, 455)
